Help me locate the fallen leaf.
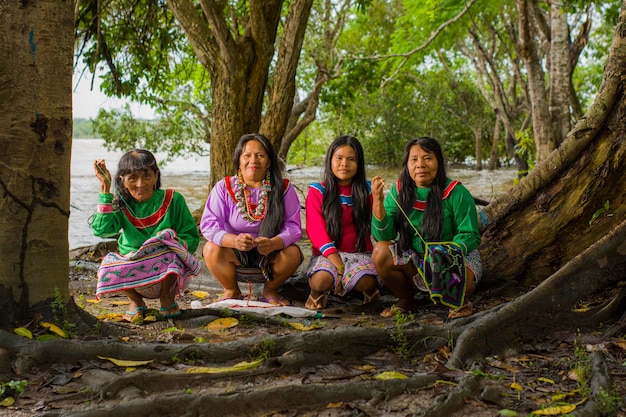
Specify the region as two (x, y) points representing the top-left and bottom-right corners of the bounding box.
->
(510, 382), (523, 391)
(190, 290), (209, 299)
(551, 390), (579, 401)
(530, 403), (576, 415)
(326, 402), (343, 408)
(374, 371), (408, 380)
(207, 318), (239, 330)
(0, 397), (15, 407)
(97, 356), (153, 367)
(13, 327), (33, 339)
(85, 299), (100, 303)
(162, 327), (183, 333)
(288, 322), (315, 331)
(498, 410), (518, 416)
(537, 377), (555, 384)
(186, 360), (263, 374)
(40, 322), (68, 338)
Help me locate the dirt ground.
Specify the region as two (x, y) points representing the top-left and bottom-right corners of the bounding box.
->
(2, 242), (625, 416)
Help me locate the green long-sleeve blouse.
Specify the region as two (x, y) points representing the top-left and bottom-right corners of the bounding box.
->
(371, 179), (480, 255)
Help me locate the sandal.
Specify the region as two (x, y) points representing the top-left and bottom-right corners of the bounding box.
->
(305, 292), (328, 310)
(123, 305), (147, 324)
(159, 302), (182, 319)
(448, 302), (473, 319)
(362, 289), (380, 305)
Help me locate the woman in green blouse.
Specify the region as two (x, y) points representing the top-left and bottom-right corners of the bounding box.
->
(92, 150), (200, 323)
(371, 137), (482, 318)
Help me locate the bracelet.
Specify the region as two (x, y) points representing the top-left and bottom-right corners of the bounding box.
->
(97, 203), (113, 213)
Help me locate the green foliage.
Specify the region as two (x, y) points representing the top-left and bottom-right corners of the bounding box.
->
(73, 118), (98, 138)
(589, 200), (610, 226)
(51, 287), (77, 338)
(595, 385), (623, 416)
(0, 380), (27, 399)
(286, 125), (329, 167)
(390, 310), (415, 359)
(92, 106), (208, 163)
(249, 338), (276, 362)
(513, 128), (536, 176)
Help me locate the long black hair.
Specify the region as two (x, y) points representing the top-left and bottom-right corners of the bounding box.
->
(113, 149), (161, 208)
(322, 136), (370, 251)
(233, 134), (285, 238)
(397, 137), (447, 251)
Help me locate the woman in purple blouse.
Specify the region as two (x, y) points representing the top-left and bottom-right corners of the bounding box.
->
(200, 134), (303, 306)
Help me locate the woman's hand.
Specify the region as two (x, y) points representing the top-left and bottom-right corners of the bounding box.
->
(234, 233), (255, 252)
(371, 175), (387, 220)
(94, 159), (111, 194)
(254, 236), (279, 256)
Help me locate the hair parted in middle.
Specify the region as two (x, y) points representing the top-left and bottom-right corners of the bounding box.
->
(397, 137), (447, 251)
(233, 133), (285, 238)
(322, 135), (371, 252)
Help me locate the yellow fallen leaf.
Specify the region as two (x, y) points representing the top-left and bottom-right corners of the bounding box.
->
(118, 337), (130, 342)
(374, 371), (408, 380)
(537, 377), (554, 384)
(13, 327), (33, 339)
(510, 382), (523, 391)
(40, 322), (68, 338)
(111, 300), (130, 306)
(186, 359), (263, 374)
(530, 404), (576, 415)
(288, 322), (315, 331)
(85, 299), (101, 303)
(207, 318), (239, 330)
(97, 356), (153, 367)
(144, 314), (157, 322)
(326, 402), (343, 408)
(0, 397), (15, 407)
(551, 390), (579, 401)
(97, 313), (124, 320)
(190, 290), (209, 299)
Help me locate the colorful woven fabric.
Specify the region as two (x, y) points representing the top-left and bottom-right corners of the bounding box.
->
(389, 241), (467, 309)
(415, 243), (466, 308)
(96, 229), (200, 299)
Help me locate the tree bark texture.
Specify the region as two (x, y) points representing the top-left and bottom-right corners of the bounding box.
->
(0, 0), (73, 321)
(479, 6), (626, 286)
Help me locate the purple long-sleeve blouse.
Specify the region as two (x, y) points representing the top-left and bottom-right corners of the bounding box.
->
(200, 176), (302, 247)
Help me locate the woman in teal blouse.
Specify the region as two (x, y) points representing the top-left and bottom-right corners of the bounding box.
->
(92, 150), (200, 323)
(371, 137), (481, 318)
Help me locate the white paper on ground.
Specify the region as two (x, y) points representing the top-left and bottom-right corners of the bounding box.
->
(193, 299), (319, 318)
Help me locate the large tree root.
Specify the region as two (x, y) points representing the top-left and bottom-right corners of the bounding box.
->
(37, 374), (440, 417)
(449, 219), (626, 367)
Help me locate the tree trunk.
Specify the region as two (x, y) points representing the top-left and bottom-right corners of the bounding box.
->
(168, 0), (314, 185)
(0, 0), (73, 325)
(474, 124), (482, 170)
(479, 11), (626, 285)
(488, 116), (501, 170)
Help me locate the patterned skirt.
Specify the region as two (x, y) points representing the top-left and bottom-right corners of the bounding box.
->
(96, 229), (200, 299)
(306, 252), (379, 297)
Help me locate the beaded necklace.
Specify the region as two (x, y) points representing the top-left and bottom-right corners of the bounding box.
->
(235, 169), (271, 221)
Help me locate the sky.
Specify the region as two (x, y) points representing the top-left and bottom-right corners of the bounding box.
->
(72, 69), (156, 119)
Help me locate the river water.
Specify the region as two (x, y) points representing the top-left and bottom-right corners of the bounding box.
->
(70, 139), (516, 249)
